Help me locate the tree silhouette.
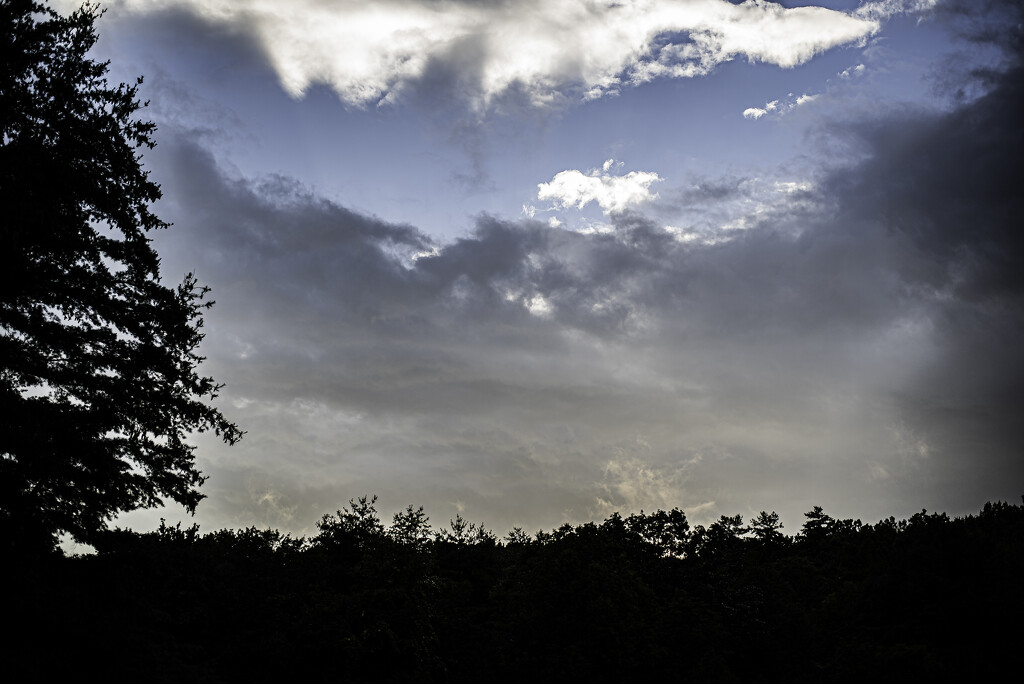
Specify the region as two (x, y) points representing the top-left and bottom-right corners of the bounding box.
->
(750, 510), (785, 545)
(800, 505), (835, 542)
(0, 0), (241, 552)
(313, 495), (386, 553)
(625, 507), (690, 557)
(389, 503), (432, 548)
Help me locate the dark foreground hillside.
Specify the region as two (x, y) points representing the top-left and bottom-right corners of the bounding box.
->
(7, 499), (1023, 682)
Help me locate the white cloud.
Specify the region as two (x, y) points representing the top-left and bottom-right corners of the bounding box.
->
(537, 162), (662, 214)
(743, 98), (779, 119)
(839, 63), (867, 79)
(743, 91), (819, 119)
(525, 295), (554, 317)
(774, 180), (813, 194)
(76, 0), (880, 109)
(855, 0), (938, 22)
(572, 220), (617, 235)
(664, 225), (730, 245)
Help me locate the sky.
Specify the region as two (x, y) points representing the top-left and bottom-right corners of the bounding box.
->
(54, 0), (1024, 541)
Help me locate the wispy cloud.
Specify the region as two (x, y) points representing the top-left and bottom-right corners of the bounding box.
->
(742, 92), (819, 119)
(854, 0), (939, 22)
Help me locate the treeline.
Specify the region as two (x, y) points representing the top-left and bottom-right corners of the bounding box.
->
(8, 499), (1024, 682)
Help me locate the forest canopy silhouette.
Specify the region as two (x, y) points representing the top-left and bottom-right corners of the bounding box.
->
(8, 497), (1024, 681)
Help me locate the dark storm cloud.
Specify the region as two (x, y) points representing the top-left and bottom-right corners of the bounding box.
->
(804, 0), (1024, 507)
(756, 2), (1024, 501)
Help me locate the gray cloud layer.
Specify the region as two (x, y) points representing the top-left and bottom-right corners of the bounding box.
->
(134, 0), (1023, 535)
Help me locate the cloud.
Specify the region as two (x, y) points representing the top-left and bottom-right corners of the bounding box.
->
(110, 0), (1023, 535)
(743, 91), (820, 119)
(150, 19), (1023, 526)
(595, 454), (709, 518)
(743, 99), (778, 119)
(536, 161), (663, 214)
(65, 0), (880, 110)
(855, 0), (939, 21)
(839, 63), (867, 79)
